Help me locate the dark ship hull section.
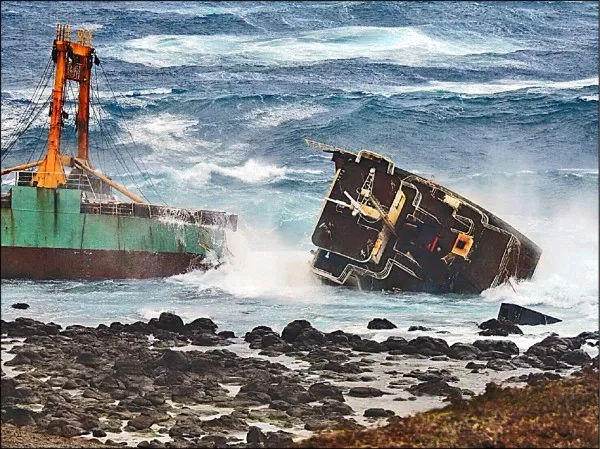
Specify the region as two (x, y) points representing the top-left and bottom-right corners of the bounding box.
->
(311, 148), (542, 294)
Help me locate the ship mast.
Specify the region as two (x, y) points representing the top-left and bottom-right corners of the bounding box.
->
(32, 24), (95, 188)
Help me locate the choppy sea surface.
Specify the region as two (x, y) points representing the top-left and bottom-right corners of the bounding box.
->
(1, 2), (598, 343)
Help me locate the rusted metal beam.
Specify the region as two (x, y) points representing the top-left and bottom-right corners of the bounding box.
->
(0, 160), (43, 176)
(73, 159), (147, 204)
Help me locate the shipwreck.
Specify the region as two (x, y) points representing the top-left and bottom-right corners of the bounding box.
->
(307, 140), (542, 294)
(1, 25), (237, 279)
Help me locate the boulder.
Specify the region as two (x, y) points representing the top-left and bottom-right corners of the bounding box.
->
(408, 379), (461, 397)
(308, 382), (345, 402)
(183, 317), (218, 334)
(364, 408), (395, 418)
(449, 343), (482, 360)
(408, 325), (431, 332)
(403, 336), (451, 357)
(265, 431), (294, 448)
(367, 318), (397, 330)
(473, 339), (519, 356)
(247, 426), (267, 444)
(155, 313), (184, 333)
(381, 336), (407, 351)
(478, 318), (523, 335)
(11, 303), (30, 310)
(347, 387), (385, 398)
(559, 349), (592, 366)
(281, 320), (312, 343)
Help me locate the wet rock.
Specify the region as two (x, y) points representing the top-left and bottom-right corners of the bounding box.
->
(347, 386), (385, 398)
(92, 428), (107, 437)
(524, 335), (580, 360)
(367, 318), (397, 330)
(402, 336), (451, 357)
(2, 406), (38, 426)
(217, 330), (235, 339)
(308, 382), (345, 402)
(138, 440), (165, 449)
(486, 360), (516, 371)
(281, 320), (312, 343)
(381, 336), (407, 351)
(11, 303), (30, 310)
(408, 325), (431, 332)
(478, 318), (523, 335)
(527, 372), (562, 386)
(1, 378), (23, 405)
(265, 430), (294, 448)
(294, 327), (328, 349)
(247, 426), (267, 444)
(184, 317), (218, 334)
(201, 414), (249, 432)
(350, 339), (384, 353)
(62, 379), (78, 390)
(128, 413), (157, 430)
(159, 349), (190, 370)
(408, 379), (461, 397)
(191, 333), (221, 346)
(4, 353), (32, 367)
(46, 418), (86, 438)
(559, 349), (592, 366)
(318, 400), (354, 416)
(364, 408), (395, 418)
(478, 350), (512, 360)
(465, 362), (486, 370)
(473, 339), (519, 356)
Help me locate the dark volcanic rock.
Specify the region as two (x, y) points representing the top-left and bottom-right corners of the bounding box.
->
(473, 339), (519, 356)
(525, 335), (580, 360)
(183, 317), (218, 334)
(281, 320), (312, 343)
(11, 303), (30, 310)
(308, 382), (345, 402)
(364, 408), (395, 418)
(367, 318), (397, 330)
(247, 426), (267, 444)
(155, 312), (185, 333)
(2, 406), (39, 426)
(381, 336), (407, 351)
(408, 325), (432, 332)
(265, 430), (294, 448)
(347, 386), (385, 398)
(403, 336), (451, 357)
(450, 342), (482, 360)
(408, 379), (461, 397)
(486, 360), (516, 371)
(478, 318), (523, 335)
(559, 349), (592, 366)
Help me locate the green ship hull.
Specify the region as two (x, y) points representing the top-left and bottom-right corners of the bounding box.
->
(1, 186), (233, 279)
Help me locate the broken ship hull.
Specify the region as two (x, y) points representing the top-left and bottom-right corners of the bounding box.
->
(1, 185), (237, 280)
(309, 143), (542, 294)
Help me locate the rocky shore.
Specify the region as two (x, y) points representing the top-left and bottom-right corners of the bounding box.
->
(1, 313), (598, 448)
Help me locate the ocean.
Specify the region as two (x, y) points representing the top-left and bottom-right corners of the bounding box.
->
(1, 1), (598, 347)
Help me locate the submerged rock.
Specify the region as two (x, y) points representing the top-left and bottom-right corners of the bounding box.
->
(367, 318), (397, 330)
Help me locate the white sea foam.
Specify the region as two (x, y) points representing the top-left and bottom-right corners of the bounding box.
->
(349, 77), (599, 97)
(101, 26), (521, 68)
(169, 227), (324, 300)
(245, 103), (329, 128)
(172, 159), (322, 185)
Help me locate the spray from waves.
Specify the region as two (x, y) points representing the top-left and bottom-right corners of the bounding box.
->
(168, 226), (325, 301)
(345, 77), (599, 97)
(101, 26), (522, 68)
(168, 159), (323, 185)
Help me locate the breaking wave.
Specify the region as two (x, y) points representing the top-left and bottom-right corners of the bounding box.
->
(170, 159), (323, 185)
(348, 78), (599, 97)
(102, 26), (522, 68)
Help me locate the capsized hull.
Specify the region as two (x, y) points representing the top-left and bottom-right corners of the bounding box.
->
(1, 246), (206, 280)
(309, 144), (542, 294)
